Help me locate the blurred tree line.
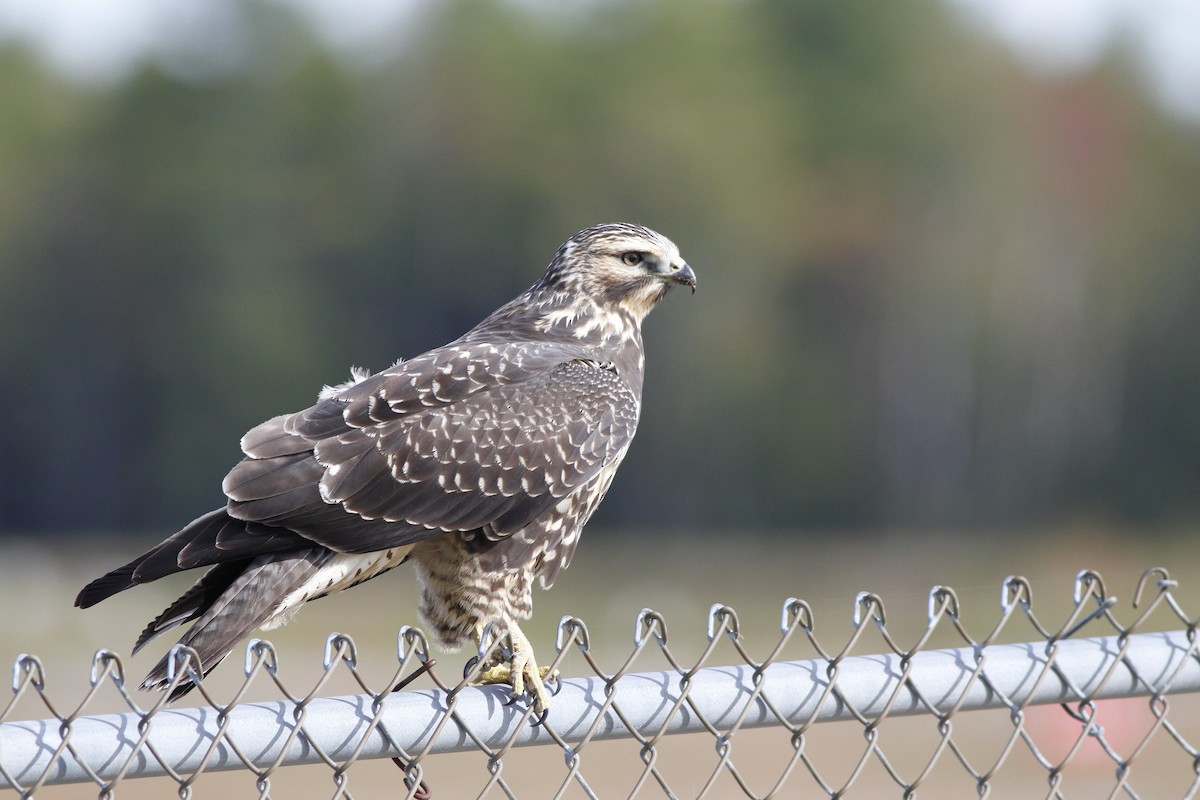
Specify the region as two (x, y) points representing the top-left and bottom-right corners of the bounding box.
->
(0, 0), (1197, 535)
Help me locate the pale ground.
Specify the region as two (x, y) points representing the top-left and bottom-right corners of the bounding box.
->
(1, 524), (1198, 798)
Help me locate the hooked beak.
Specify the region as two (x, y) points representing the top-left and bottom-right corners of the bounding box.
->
(668, 262), (697, 293)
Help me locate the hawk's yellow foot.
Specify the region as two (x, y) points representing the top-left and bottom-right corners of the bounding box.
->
(473, 623), (557, 714)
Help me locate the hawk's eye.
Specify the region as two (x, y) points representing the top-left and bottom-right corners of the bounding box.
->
(621, 252), (643, 267)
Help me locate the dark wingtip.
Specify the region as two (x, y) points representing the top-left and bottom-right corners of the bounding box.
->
(75, 565), (138, 609)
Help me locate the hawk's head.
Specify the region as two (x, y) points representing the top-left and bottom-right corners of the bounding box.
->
(537, 223), (696, 322)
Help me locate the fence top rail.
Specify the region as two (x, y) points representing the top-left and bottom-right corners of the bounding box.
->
(2, 629), (1198, 788)
(2, 567), (1198, 798)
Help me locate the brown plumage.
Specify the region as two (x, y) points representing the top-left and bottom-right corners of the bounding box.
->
(76, 223), (695, 711)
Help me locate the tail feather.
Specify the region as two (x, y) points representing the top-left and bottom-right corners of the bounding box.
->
(140, 549), (326, 697)
(75, 509), (309, 609)
(73, 562), (141, 610)
(75, 510), (235, 608)
(132, 559), (252, 655)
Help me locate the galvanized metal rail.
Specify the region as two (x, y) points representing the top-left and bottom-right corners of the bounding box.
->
(2, 630), (1196, 788)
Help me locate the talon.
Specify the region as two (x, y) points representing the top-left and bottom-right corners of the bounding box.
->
(531, 706), (550, 727)
(462, 654), (481, 680)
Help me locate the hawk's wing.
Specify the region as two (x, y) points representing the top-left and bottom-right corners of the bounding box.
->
(221, 341), (640, 555)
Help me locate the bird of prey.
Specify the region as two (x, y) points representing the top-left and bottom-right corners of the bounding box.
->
(76, 222), (695, 712)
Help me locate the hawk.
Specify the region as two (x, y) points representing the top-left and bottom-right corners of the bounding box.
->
(76, 223), (695, 712)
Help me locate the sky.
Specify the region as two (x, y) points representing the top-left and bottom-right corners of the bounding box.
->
(948, 0), (1200, 120)
(0, 0), (428, 78)
(0, 0), (1197, 121)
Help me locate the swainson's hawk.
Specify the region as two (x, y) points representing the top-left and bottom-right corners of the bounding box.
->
(76, 222), (695, 712)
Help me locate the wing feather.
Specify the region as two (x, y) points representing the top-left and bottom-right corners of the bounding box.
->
(314, 432), (383, 502)
(203, 344), (638, 555)
(240, 414), (310, 458)
(222, 452), (320, 501)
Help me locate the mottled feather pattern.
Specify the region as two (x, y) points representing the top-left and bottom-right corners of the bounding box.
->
(229, 348), (639, 541)
(75, 223), (694, 700)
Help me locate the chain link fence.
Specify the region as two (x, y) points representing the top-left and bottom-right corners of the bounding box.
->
(2, 566), (1199, 798)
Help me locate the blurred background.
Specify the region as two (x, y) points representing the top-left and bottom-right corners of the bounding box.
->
(0, 0), (1198, 619)
(1, 0), (1198, 537)
(1, 0), (1199, 795)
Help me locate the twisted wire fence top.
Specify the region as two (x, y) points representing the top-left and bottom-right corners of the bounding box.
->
(2, 567), (1199, 799)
